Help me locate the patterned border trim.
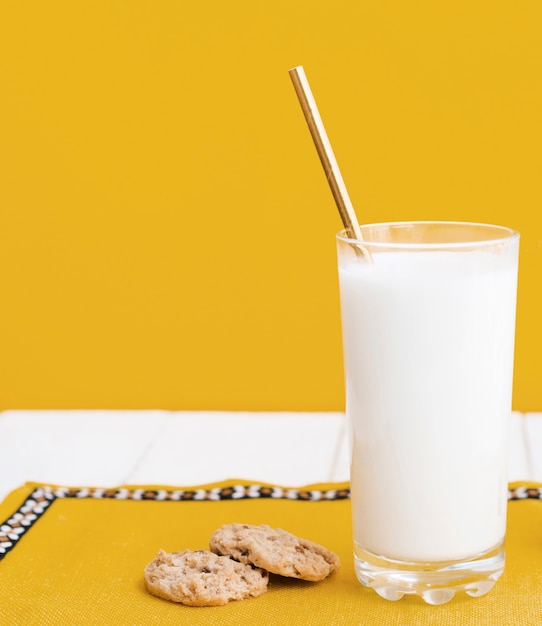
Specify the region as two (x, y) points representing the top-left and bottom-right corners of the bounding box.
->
(0, 484), (350, 560)
(507, 486), (542, 501)
(1, 484), (540, 561)
(0, 487), (56, 560)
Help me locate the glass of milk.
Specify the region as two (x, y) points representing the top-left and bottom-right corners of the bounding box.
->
(336, 221), (519, 605)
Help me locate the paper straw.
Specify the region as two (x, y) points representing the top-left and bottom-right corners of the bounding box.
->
(288, 65), (364, 242)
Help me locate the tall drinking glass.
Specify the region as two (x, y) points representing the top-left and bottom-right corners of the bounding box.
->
(336, 221), (519, 605)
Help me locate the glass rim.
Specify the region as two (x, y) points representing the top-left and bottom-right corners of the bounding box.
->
(336, 220), (520, 250)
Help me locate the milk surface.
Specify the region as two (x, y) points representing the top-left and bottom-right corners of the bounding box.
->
(339, 250), (518, 562)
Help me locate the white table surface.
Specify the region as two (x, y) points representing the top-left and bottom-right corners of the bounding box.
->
(0, 410), (540, 505)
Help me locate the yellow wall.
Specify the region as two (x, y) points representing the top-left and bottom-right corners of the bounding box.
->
(0, 1), (541, 411)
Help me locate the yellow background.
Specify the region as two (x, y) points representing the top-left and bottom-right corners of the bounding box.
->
(0, 1), (541, 411)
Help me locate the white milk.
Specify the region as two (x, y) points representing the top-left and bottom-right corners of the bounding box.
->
(339, 250), (518, 563)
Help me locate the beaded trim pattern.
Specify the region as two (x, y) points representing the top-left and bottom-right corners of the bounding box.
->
(0, 484), (539, 561)
(0, 484), (350, 560)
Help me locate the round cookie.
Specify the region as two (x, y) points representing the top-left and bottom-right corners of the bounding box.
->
(209, 523), (340, 582)
(144, 548), (269, 606)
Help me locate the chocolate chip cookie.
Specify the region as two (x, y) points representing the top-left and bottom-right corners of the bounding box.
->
(209, 523), (340, 582)
(144, 548), (269, 606)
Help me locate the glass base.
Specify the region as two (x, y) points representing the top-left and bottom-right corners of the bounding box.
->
(354, 541), (505, 605)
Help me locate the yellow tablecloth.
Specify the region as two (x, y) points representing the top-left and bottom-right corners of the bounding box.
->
(1, 480), (541, 625)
